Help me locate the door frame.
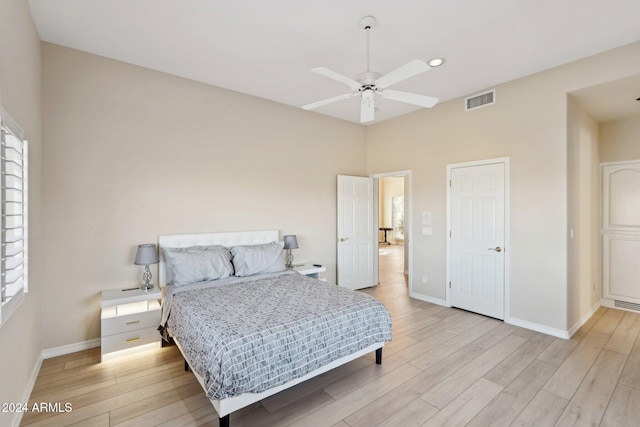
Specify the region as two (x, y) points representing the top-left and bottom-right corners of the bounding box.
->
(445, 157), (510, 320)
(370, 170), (412, 293)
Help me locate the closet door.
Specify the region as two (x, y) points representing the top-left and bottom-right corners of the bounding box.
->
(602, 162), (640, 305)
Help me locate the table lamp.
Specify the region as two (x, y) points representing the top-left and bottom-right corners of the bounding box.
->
(134, 243), (159, 291)
(283, 235), (299, 268)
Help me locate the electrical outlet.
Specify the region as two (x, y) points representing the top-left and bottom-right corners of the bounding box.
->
(422, 275), (428, 284)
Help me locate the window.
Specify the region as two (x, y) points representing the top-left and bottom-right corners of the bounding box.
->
(0, 109), (28, 326)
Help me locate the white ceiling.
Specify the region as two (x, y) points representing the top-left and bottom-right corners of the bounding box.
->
(28, 0), (640, 125)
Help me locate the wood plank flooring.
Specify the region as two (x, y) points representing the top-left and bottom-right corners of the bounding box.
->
(22, 244), (640, 426)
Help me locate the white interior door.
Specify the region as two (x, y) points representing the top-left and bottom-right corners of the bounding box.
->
(450, 162), (505, 319)
(337, 175), (375, 290)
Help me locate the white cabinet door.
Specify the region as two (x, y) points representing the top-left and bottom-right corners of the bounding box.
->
(603, 234), (640, 302)
(602, 162), (640, 232)
(450, 162), (505, 319)
(602, 161), (640, 304)
(337, 175), (375, 290)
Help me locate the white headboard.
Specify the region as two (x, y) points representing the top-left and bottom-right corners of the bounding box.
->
(158, 230), (279, 287)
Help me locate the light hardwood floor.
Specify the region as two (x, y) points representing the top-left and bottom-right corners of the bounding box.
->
(22, 244), (640, 426)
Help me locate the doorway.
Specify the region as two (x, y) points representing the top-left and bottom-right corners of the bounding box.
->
(373, 171), (412, 291)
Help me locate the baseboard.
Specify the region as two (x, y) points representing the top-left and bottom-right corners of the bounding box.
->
(11, 339), (101, 427)
(601, 298), (615, 309)
(11, 351), (44, 427)
(505, 317), (569, 339)
(41, 338), (100, 360)
(409, 292), (448, 307)
(567, 302), (601, 338)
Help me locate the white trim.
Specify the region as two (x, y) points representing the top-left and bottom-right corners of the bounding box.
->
(505, 316), (569, 339)
(600, 159), (640, 167)
(11, 352), (43, 427)
(445, 157), (510, 319)
(372, 178), (380, 286)
(13, 338), (101, 426)
(566, 302), (601, 338)
(370, 170), (412, 297)
(0, 111), (28, 328)
(41, 338), (100, 359)
(409, 291), (448, 307)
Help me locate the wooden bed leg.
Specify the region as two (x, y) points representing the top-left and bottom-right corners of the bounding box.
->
(184, 360), (189, 372)
(376, 348), (382, 365)
(219, 414), (230, 427)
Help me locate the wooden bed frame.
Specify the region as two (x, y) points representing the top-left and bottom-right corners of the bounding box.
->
(158, 230), (384, 427)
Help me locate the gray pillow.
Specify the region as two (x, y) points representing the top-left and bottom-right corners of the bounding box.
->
(230, 241), (286, 277)
(163, 245), (233, 286)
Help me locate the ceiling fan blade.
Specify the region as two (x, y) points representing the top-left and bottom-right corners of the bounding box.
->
(375, 59), (430, 89)
(382, 89), (439, 108)
(302, 93), (356, 110)
(360, 90), (375, 123)
(311, 67), (362, 91)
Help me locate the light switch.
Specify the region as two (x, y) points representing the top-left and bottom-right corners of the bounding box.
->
(422, 211), (431, 225)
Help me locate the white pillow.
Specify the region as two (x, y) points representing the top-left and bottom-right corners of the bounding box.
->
(230, 241), (286, 277)
(163, 245), (233, 286)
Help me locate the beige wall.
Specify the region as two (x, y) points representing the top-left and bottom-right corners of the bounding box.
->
(367, 41), (640, 332)
(41, 43), (366, 349)
(0, 0), (43, 425)
(600, 115), (640, 163)
(566, 96), (600, 330)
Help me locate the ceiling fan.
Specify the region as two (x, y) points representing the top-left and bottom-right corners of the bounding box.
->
(302, 16), (440, 123)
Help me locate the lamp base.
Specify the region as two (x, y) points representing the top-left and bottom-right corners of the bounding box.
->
(286, 249), (294, 269)
(140, 265), (154, 292)
(140, 283), (154, 292)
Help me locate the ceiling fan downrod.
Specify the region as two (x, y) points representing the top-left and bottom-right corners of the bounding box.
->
(360, 16), (376, 74)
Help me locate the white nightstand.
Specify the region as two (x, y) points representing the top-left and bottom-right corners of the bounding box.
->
(101, 287), (162, 362)
(292, 264), (327, 281)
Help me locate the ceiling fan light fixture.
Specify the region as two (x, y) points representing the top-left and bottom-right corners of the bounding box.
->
(428, 58), (445, 67)
(362, 87), (375, 101)
(302, 16), (440, 122)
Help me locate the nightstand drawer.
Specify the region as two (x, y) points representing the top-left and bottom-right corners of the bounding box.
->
(101, 326), (160, 354)
(101, 307), (160, 336)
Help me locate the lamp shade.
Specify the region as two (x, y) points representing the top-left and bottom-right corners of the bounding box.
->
(134, 244), (159, 265)
(283, 235), (299, 249)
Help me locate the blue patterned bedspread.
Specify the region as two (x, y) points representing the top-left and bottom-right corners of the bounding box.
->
(165, 272), (392, 399)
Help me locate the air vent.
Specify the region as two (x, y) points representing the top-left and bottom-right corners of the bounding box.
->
(614, 300), (640, 312)
(465, 89), (495, 111)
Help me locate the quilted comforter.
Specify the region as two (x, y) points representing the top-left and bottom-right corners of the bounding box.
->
(163, 271), (392, 400)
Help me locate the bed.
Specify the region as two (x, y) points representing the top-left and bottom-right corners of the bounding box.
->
(158, 230), (392, 427)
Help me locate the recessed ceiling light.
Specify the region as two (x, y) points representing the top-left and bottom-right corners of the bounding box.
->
(428, 58), (445, 67)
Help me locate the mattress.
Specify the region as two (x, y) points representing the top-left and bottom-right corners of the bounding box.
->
(163, 271), (392, 400)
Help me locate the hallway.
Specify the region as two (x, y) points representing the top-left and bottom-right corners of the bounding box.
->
(378, 243), (407, 289)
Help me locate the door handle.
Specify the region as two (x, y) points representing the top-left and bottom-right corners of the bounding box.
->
(338, 237), (349, 242)
(488, 246), (502, 252)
